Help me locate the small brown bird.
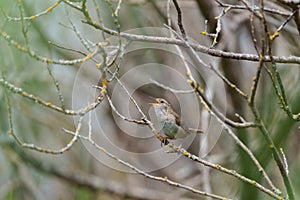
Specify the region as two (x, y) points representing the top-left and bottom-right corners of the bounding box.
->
(149, 98), (202, 140)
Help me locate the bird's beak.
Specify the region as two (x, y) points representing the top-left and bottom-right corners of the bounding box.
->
(149, 102), (157, 106)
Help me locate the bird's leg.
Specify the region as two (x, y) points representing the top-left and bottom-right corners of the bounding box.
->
(158, 135), (169, 146)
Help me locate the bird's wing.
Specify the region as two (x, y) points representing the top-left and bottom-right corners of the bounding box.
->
(170, 108), (191, 134)
(170, 108), (182, 126)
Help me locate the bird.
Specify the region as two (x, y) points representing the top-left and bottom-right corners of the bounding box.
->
(149, 98), (202, 140)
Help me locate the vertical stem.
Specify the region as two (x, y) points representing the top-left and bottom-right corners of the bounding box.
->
(251, 105), (294, 200)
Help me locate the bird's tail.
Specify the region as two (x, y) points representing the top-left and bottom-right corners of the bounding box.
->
(188, 128), (203, 133)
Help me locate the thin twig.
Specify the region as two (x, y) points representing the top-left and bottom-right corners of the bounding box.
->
(63, 130), (231, 200)
(215, 0), (291, 16)
(171, 0), (186, 40)
(5, 1), (63, 21)
(7, 94), (84, 154)
(165, 143), (283, 199)
(0, 78), (102, 116)
(169, 27), (280, 195)
(150, 79), (195, 94)
(105, 93), (146, 125)
(83, 21), (300, 64)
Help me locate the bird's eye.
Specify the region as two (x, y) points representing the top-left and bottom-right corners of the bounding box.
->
(160, 100), (164, 103)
